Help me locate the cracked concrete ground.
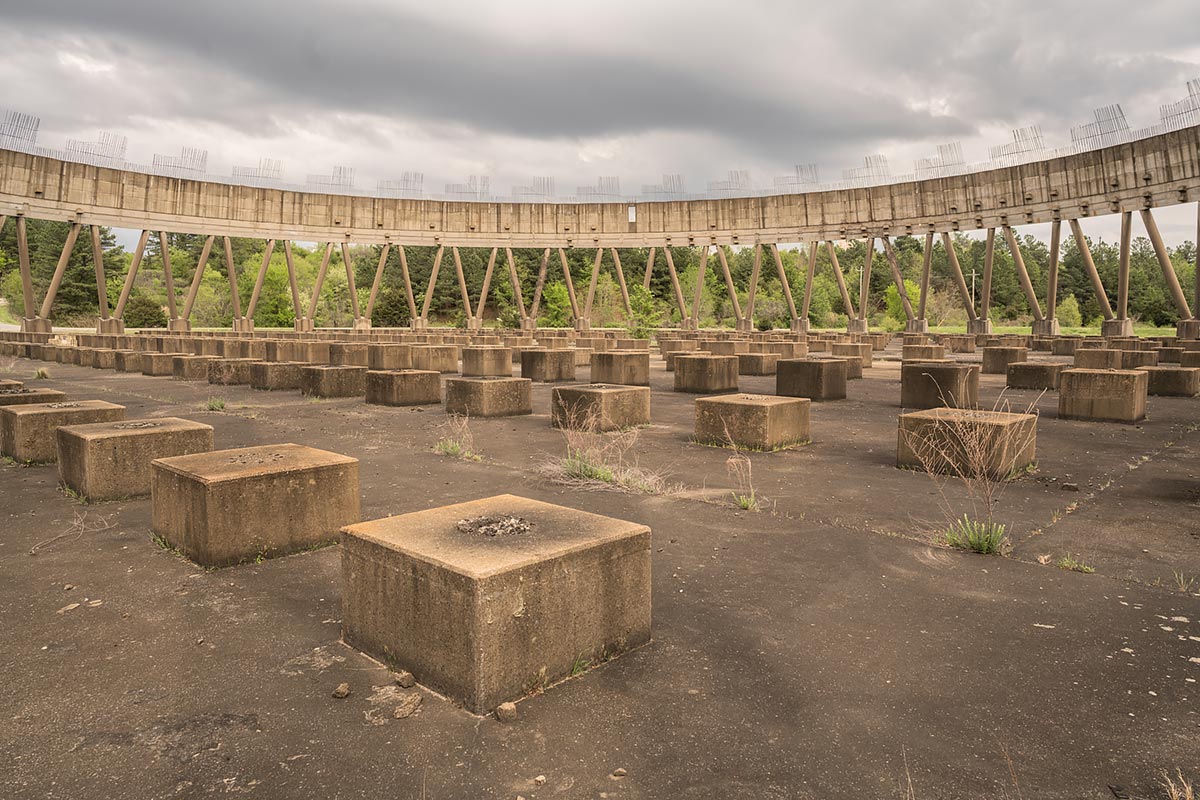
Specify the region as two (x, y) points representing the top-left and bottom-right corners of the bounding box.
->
(1, 344), (1197, 799)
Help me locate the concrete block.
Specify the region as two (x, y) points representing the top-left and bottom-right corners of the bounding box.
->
(520, 349), (576, 382)
(694, 394), (810, 450)
(1137, 366), (1200, 397)
(114, 350), (143, 372)
(368, 344), (412, 371)
(340, 494), (650, 714)
(550, 384), (650, 431)
(300, 366), (368, 398)
(250, 361), (303, 391)
(897, 408), (1037, 478)
(1119, 350), (1159, 369)
(0, 400), (125, 463)
(1058, 369), (1148, 423)
(737, 353), (779, 376)
(172, 355), (218, 381)
(461, 346), (513, 377)
(776, 359), (847, 401)
(56, 417), (214, 501)
(0, 387), (67, 406)
(822, 355), (862, 379)
(981, 346), (1027, 374)
(591, 351), (650, 386)
(91, 349), (118, 369)
(142, 352), (185, 376)
(365, 369), (442, 406)
(444, 377), (532, 417)
(674, 354), (739, 393)
(1074, 349), (1123, 369)
(1050, 338), (1082, 356)
(329, 343), (369, 367)
(411, 345), (459, 373)
(830, 342), (872, 367)
(207, 358), (258, 386)
(900, 363), (980, 409)
(902, 344), (946, 361)
(152, 443), (360, 567)
(1183, 351), (1200, 368)
(1006, 362), (1067, 390)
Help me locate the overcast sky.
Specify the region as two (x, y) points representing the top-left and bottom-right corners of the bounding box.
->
(2, 0), (1198, 242)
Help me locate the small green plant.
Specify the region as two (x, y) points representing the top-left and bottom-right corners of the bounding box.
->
(433, 414), (482, 461)
(151, 533), (173, 551)
(203, 397), (226, 412)
(562, 452), (615, 483)
(1055, 554), (1095, 574)
(570, 654), (592, 677)
(58, 483), (88, 505)
(944, 515), (1006, 554)
(34, 367), (50, 379)
(1172, 569), (1198, 594)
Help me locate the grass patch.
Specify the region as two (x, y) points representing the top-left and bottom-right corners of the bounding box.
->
(203, 397), (226, 412)
(543, 415), (671, 495)
(944, 515), (1007, 554)
(1162, 769), (1196, 800)
(58, 483), (88, 505)
(1172, 569), (1198, 594)
(433, 414), (482, 461)
(1055, 554), (1095, 574)
(33, 367), (50, 380)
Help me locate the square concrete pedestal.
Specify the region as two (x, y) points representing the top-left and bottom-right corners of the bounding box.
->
(340, 494), (651, 714)
(208, 358), (258, 386)
(411, 345), (459, 373)
(1, 400), (126, 463)
(173, 355), (218, 381)
(550, 384), (650, 430)
(1074, 349), (1123, 370)
(444, 377), (532, 417)
(250, 362), (304, 391)
(591, 351), (650, 386)
(694, 394), (810, 450)
(901, 344), (946, 361)
(143, 352), (185, 376)
(57, 417), (214, 501)
(1136, 366), (1199, 397)
(1058, 369), (1148, 423)
(981, 346), (1027, 374)
(462, 346), (513, 377)
(776, 359), (847, 401)
(737, 353), (779, 376)
(673, 354), (739, 393)
(114, 351), (143, 372)
(151, 443), (360, 567)
(900, 362), (979, 409)
(366, 369), (442, 406)
(897, 408), (1037, 479)
(830, 342), (872, 367)
(0, 387), (67, 406)
(300, 366), (368, 398)
(1007, 363), (1067, 390)
(368, 344), (412, 371)
(520, 349), (576, 382)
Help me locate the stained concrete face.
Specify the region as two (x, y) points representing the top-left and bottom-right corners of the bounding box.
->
(300, 366), (368, 398)
(0, 387), (68, 406)
(981, 347), (1027, 375)
(1006, 363), (1067, 390)
(368, 344), (413, 371)
(520, 349), (576, 382)
(897, 408), (1038, 479)
(550, 384), (651, 431)
(250, 362), (304, 391)
(736, 353), (779, 376)
(444, 377), (532, 418)
(411, 345), (460, 373)
(776, 359), (847, 401)
(694, 394), (811, 451)
(1136, 365), (1199, 397)
(151, 443), (360, 567)
(1058, 369), (1148, 423)
(673, 354), (739, 394)
(207, 358), (258, 386)
(56, 417), (214, 501)
(365, 369), (442, 407)
(340, 494), (651, 715)
(0, 400), (126, 463)
(461, 347), (513, 377)
(591, 351), (651, 386)
(900, 363), (980, 409)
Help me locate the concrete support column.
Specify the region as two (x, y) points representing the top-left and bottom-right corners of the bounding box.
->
(980, 228), (995, 324)
(916, 232), (933, 327)
(741, 244), (763, 332)
(1002, 225), (1045, 322)
(690, 246), (710, 331)
(1117, 211), (1132, 321)
(715, 247), (743, 329)
(1067, 219), (1116, 322)
(417, 245), (445, 330)
(364, 243), (392, 325)
(940, 233), (980, 328)
(825, 243), (857, 327)
(1140, 208), (1192, 319)
(527, 248), (552, 330)
(881, 236), (914, 323)
(662, 247), (691, 329)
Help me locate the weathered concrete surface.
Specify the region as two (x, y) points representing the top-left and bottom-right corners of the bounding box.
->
(550, 384), (650, 430)
(443, 377), (532, 418)
(0, 400), (125, 462)
(342, 494), (651, 714)
(364, 369), (441, 407)
(0, 353), (1197, 800)
(694, 393), (811, 450)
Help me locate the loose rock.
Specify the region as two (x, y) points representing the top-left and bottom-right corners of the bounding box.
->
(495, 701), (518, 722)
(332, 682), (351, 699)
(394, 670), (415, 688)
(1061, 483), (1079, 492)
(393, 692), (422, 718)
(612, 768), (627, 778)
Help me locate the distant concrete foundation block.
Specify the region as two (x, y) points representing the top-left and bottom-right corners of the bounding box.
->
(142, 352), (184, 376)
(151, 443), (360, 567)
(901, 344), (945, 361)
(444, 377), (532, 417)
(114, 350), (143, 372)
(340, 494), (651, 714)
(173, 355), (218, 381)
(550, 384), (650, 431)
(207, 358), (258, 386)
(0, 387), (67, 406)
(694, 394), (810, 450)
(365, 369), (442, 406)
(1031, 319), (1060, 337)
(300, 365), (368, 398)
(1058, 369), (1148, 423)
(736, 353), (779, 376)
(1119, 350), (1158, 369)
(591, 351), (650, 386)
(776, 359), (847, 401)
(250, 361), (303, 391)
(897, 408), (1037, 478)
(461, 346), (513, 377)
(673, 354), (739, 393)
(368, 344), (413, 371)
(830, 342), (872, 367)
(1074, 348), (1123, 370)
(981, 346), (1027, 374)
(329, 343), (369, 367)
(411, 345), (459, 373)
(56, 417), (214, 501)
(944, 335), (976, 354)
(0, 400), (126, 463)
(91, 349), (118, 370)
(1006, 363), (1067, 390)
(1137, 366), (1199, 397)
(900, 363), (979, 409)
(1101, 318), (1135, 338)
(521, 349), (576, 382)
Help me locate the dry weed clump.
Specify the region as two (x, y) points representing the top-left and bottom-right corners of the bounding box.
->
(433, 414), (482, 461)
(543, 406), (669, 494)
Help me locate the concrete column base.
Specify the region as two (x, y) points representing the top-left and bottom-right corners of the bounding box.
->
(21, 317), (52, 334)
(167, 319), (191, 333)
(1101, 318), (1134, 338)
(232, 317), (254, 333)
(574, 320), (591, 333)
(96, 318), (125, 335)
(790, 318), (809, 333)
(1031, 319), (1060, 337)
(521, 318), (537, 332)
(904, 319), (929, 333)
(967, 319), (993, 335)
(352, 317), (372, 332)
(293, 317), (314, 332)
(1175, 319), (1200, 340)
(846, 318), (868, 334)
(409, 317), (426, 331)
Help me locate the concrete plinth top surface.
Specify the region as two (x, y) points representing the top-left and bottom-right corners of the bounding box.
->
(1, 399), (122, 417)
(342, 494), (649, 580)
(699, 393), (802, 407)
(152, 442), (358, 484)
(901, 407), (1034, 425)
(59, 416), (213, 440)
